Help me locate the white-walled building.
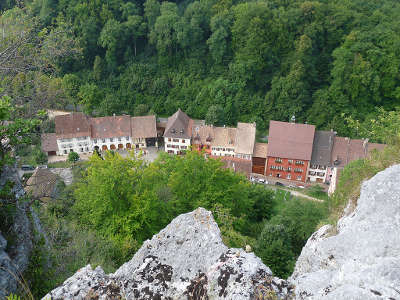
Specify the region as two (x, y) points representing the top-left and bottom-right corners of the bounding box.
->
(163, 109), (192, 155)
(55, 113), (91, 155)
(211, 127), (236, 157)
(234, 122), (256, 160)
(48, 112), (158, 156)
(307, 130), (335, 183)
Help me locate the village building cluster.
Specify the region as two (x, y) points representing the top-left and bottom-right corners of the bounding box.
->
(41, 109), (385, 194)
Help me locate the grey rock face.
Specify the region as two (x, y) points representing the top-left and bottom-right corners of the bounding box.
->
(291, 164), (400, 299)
(44, 208), (294, 299)
(0, 166), (33, 298)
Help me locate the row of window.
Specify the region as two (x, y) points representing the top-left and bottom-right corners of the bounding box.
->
(167, 144), (187, 149)
(167, 138), (188, 143)
(212, 147), (234, 152)
(93, 136), (130, 144)
(308, 171), (326, 177)
(269, 165), (303, 173)
(269, 173), (302, 180)
(274, 158), (305, 165)
(310, 164), (327, 170)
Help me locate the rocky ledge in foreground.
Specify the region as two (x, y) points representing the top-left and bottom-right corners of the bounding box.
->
(44, 207), (293, 299)
(291, 164), (400, 299)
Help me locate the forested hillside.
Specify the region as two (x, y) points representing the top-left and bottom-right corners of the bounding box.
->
(2, 0), (400, 137)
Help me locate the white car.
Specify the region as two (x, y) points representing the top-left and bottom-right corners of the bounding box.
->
(298, 185), (305, 189)
(258, 178), (266, 184)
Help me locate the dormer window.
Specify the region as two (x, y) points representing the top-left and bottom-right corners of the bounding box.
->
(180, 129), (184, 134)
(171, 129), (176, 134)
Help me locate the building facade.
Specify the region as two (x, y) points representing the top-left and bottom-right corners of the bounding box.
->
(163, 109), (192, 155)
(308, 130), (335, 183)
(49, 112), (157, 156)
(266, 157), (309, 181)
(266, 120), (315, 183)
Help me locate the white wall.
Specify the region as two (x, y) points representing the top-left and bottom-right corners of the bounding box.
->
(57, 136), (91, 155)
(164, 137), (190, 154)
(92, 136), (131, 151)
(307, 164), (328, 182)
(211, 146), (235, 157)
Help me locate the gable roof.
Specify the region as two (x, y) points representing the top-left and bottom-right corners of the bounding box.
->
(310, 131), (335, 165)
(164, 109), (192, 139)
(90, 115), (131, 139)
(25, 169), (59, 200)
(267, 121), (315, 160)
(192, 124), (214, 145)
(253, 143), (268, 158)
(235, 122), (256, 155)
(213, 127), (236, 147)
(41, 133), (58, 152)
(131, 115), (157, 138)
(213, 156), (252, 177)
(55, 113), (91, 139)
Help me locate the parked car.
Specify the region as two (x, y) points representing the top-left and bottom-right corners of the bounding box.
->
(275, 182), (284, 186)
(258, 178), (266, 184)
(21, 165), (35, 171)
(298, 185), (305, 189)
(288, 185), (295, 188)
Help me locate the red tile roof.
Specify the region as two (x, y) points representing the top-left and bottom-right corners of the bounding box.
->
(41, 133), (58, 152)
(131, 115), (157, 138)
(90, 115), (131, 139)
(211, 156), (252, 177)
(235, 122), (256, 155)
(55, 113), (91, 139)
(253, 143), (268, 158)
(332, 137), (386, 168)
(267, 121), (315, 161)
(164, 109), (192, 139)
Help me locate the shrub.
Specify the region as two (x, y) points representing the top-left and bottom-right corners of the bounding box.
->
(67, 151), (79, 163)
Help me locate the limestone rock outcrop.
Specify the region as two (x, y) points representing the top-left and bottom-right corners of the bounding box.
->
(44, 164), (400, 299)
(291, 164), (400, 299)
(0, 166), (33, 298)
(44, 208), (294, 299)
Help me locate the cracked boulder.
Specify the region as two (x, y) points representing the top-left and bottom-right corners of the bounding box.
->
(44, 207), (293, 299)
(290, 164), (400, 299)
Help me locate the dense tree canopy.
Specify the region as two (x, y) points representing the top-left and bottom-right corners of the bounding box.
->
(2, 0), (400, 137)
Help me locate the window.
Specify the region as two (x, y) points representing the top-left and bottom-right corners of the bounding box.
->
(297, 176), (302, 180)
(80, 148), (84, 152)
(182, 139), (185, 143)
(64, 150), (67, 154)
(173, 139), (179, 143)
(295, 160), (304, 165)
(110, 138), (113, 142)
(94, 139), (98, 144)
(287, 167), (291, 172)
(275, 158), (282, 163)
(287, 174), (291, 179)
(118, 137), (122, 142)
(269, 173), (272, 176)
(294, 168), (303, 173)
(181, 146), (187, 149)
(168, 138), (171, 142)
(126, 136), (130, 140)
(102, 139), (106, 143)
(288, 160), (293, 164)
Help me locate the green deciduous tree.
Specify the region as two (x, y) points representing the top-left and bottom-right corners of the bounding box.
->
(67, 151), (80, 163)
